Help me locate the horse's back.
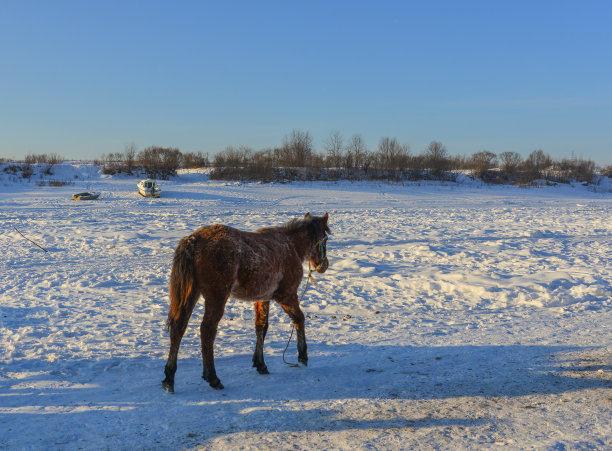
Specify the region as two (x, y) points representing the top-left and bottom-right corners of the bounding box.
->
(189, 224), (298, 301)
(188, 225), (241, 297)
(191, 224), (277, 258)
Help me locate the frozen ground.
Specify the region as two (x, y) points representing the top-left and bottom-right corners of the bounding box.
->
(1, 164), (611, 450)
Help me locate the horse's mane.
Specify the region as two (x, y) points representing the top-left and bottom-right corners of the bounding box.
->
(282, 218), (309, 234)
(257, 216), (328, 243)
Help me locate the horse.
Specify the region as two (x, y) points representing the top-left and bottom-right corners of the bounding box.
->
(162, 213), (330, 392)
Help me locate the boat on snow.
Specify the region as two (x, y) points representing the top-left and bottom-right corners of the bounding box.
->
(137, 179), (161, 197)
(72, 192), (101, 200)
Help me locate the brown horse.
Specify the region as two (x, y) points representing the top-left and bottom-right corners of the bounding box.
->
(162, 213), (330, 392)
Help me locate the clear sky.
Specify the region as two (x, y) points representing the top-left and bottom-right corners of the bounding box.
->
(1, 0), (611, 165)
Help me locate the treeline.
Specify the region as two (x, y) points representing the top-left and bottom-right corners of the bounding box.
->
(211, 130), (608, 185)
(4, 131), (611, 184)
(97, 144), (209, 179)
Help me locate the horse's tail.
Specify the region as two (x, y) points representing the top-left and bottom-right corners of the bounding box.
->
(167, 234), (199, 331)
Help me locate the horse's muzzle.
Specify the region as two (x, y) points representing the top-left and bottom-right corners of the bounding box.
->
(315, 258), (329, 273)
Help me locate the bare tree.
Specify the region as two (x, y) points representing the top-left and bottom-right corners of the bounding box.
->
(251, 149), (274, 169)
(425, 141), (447, 160)
(324, 131), (344, 168)
(499, 151), (522, 174)
(521, 149), (551, 181)
(526, 149), (551, 170)
(345, 134), (368, 170)
(182, 151), (209, 168)
(470, 150), (497, 178)
(124, 142), (137, 174)
(377, 137), (410, 170)
(214, 145), (252, 167)
(138, 146), (182, 178)
(281, 129), (313, 167)
(424, 141), (449, 175)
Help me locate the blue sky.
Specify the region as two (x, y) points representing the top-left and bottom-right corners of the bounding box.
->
(1, 1), (611, 164)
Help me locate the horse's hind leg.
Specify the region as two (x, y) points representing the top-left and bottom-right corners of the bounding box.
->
(200, 295), (228, 389)
(278, 294), (308, 366)
(162, 295), (198, 393)
(252, 301), (270, 374)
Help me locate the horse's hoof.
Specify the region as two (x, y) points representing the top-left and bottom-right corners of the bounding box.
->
(204, 374), (224, 389)
(209, 379), (224, 390)
(162, 380), (174, 393)
(298, 358), (308, 367)
(257, 366), (270, 375)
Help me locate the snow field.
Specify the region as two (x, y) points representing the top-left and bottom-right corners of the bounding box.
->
(0, 165), (610, 450)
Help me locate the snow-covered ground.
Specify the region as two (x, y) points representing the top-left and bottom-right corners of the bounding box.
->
(1, 164), (610, 450)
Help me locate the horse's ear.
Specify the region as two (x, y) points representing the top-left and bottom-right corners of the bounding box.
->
(305, 212), (311, 218)
(323, 213), (331, 234)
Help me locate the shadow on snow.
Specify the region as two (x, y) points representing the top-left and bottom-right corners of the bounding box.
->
(1, 343), (609, 448)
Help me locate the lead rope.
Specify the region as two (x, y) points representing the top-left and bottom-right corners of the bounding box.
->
(282, 262), (316, 366)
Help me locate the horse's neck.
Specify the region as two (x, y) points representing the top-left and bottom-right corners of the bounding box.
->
(286, 230), (310, 261)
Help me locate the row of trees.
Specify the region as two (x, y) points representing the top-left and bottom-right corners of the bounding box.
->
(211, 130), (604, 184)
(4, 131), (606, 184)
(98, 144), (209, 178)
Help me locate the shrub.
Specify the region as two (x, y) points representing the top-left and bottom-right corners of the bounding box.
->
(101, 164), (117, 175)
(3, 163), (33, 179)
(3, 164), (21, 174)
(469, 151), (497, 178)
(100, 152), (126, 174)
(214, 146), (251, 168)
(23, 153), (62, 175)
(48, 179), (72, 187)
(137, 146), (181, 179)
(553, 158), (596, 184)
(375, 137), (410, 171)
(499, 151), (522, 180)
(423, 141), (450, 178)
(520, 149), (552, 184)
(278, 130), (313, 167)
(182, 152), (209, 168)
(22, 164), (33, 179)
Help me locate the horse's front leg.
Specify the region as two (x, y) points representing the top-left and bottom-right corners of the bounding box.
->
(278, 294), (308, 366)
(200, 296), (227, 389)
(252, 301), (270, 374)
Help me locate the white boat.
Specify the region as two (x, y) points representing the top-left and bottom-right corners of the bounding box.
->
(137, 180), (161, 198)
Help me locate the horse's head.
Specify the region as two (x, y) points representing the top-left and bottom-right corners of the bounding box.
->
(305, 212), (330, 273)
